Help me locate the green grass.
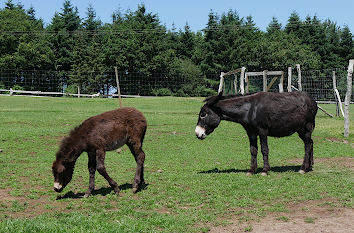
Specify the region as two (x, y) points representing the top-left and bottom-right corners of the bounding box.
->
(0, 96), (353, 232)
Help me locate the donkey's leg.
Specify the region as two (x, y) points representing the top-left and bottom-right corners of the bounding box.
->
(84, 152), (97, 198)
(298, 123), (314, 173)
(246, 133), (258, 176)
(127, 141), (146, 193)
(308, 123), (315, 169)
(96, 149), (120, 195)
(259, 132), (270, 176)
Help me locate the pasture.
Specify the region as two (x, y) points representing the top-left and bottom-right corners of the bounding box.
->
(0, 96), (353, 232)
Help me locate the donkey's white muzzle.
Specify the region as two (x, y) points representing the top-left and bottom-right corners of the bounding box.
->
(195, 125), (206, 139)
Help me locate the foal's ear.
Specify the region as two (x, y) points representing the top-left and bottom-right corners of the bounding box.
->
(57, 163), (65, 173)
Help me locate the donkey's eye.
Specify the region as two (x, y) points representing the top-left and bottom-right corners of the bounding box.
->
(200, 113), (207, 119)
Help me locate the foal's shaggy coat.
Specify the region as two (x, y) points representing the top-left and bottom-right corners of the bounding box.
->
(52, 107), (147, 197)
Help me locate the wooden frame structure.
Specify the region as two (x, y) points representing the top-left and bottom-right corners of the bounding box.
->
(218, 67), (246, 94)
(244, 70), (284, 93)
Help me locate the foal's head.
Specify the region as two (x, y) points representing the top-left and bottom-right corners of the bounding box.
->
(195, 93), (222, 140)
(52, 154), (75, 193)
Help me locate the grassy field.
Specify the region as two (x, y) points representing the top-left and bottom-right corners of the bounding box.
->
(0, 96), (353, 232)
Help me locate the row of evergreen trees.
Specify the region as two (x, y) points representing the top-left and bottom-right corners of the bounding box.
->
(0, 0), (353, 95)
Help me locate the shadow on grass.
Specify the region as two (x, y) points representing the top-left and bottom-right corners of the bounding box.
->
(198, 165), (302, 174)
(56, 182), (149, 200)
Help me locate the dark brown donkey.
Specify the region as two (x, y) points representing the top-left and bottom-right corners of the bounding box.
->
(195, 91), (318, 176)
(52, 107), (147, 197)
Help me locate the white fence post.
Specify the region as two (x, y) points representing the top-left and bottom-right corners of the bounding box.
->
(279, 71), (284, 93)
(296, 64), (302, 91)
(262, 70), (267, 92)
(287, 67), (292, 92)
(240, 67), (245, 95)
(218, 72), (225, 94)
(344, 59), (354, 137)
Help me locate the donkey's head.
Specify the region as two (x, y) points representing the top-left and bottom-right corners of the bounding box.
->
(195, 93), (222, 140)
(52, 156), (74, 193)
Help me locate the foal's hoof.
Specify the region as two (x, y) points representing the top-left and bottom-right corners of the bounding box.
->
(246, 172), (253, 176)
(298, 169), (305, 174)
(261, 172), (268, 176)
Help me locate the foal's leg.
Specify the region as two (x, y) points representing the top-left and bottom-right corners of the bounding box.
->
(96, 149), (120, 195)
(84, 152), (97, 198)
(127, 141), (146, 193)
(298, 123), (314, 173)
(259, 132), (270, 176)
(246, 133), (258, 176)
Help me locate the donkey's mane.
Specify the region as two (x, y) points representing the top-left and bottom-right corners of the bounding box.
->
(56, 124), (87, 162)
(204, 92), (256, 105)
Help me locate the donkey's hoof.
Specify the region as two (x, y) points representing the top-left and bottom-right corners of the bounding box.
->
(261, 172), (268, 176)
(298, 169), (305, 174)
(113, 187), (120, 195)
(83, 193), (90, 198)
(246, 172), (253, 176)
(132, 187), (138, 193)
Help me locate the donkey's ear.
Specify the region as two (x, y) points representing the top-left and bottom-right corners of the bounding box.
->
(204, 91), (223, 106)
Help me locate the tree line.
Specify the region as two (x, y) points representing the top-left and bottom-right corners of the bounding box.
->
(0, 0), (353, 96)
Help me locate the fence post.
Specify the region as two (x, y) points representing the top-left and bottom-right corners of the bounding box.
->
(218, 72), (224, 94)
(332, 71), (339, 116)
(263, 70), (267, 92)
(114, 66), (123, 108)
(279, 71), (284, 93)
(287, 67), (292, 92)
(296, 64), (302, 91)
(240, 67), (245, 95)
(77, 85), (80, 98)
(245, 73), (249, 93)
(233, 74), (238, 94)
(344, 59), (354, 137)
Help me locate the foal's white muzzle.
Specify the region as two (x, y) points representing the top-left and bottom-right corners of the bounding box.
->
(53, 182), (63, 192)
(195, 125), (206, 139)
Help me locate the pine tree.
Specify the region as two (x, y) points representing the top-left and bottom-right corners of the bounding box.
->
(267, 17), (282, 33)
(47, 0), (81, 72)
(339, 26), (353, 62)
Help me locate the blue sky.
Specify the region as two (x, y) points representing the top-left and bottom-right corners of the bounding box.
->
(1, 0), (354, 32)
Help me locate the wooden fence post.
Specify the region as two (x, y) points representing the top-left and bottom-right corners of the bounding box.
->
(114, 66), (123, 108)
(77, 85), (80, 98)
(332, 71), (344, 117)
(296, 64), (302, 91)
(218, 72), (224, 94)
(233, 74), (238, 94)
(287, 67), (292, 92)
(240, 67), (245, 95)
(332, 71), (339, 116)
(263, 70), (267, 92)
(245, 73), (249, 93)
(279, 71), (284, 93)
(344, 59), (354, 137)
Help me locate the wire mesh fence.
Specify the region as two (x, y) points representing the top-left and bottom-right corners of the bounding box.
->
(0, 67), (352, 101)
(222, 67), (353, 102)
(0, 69), (220, 97)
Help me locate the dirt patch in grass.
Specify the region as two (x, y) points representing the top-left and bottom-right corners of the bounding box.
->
(288, 157), (354, 169)
(149, 131), (187, 136)
(0, 188), (67, 219)
(314, 136), (354, 148)
(209, 199), (354, 233)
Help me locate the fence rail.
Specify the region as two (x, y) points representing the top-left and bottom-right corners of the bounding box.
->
(0, 67), (353, 101)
